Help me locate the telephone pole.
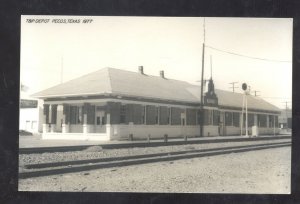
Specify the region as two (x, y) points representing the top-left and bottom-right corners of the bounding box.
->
(229, 82), (238, 93)
(200, 17), (206, 137)
(282, 101), (290, 128)
(282, 101), (291, 129)
(253, 90), (260, 97)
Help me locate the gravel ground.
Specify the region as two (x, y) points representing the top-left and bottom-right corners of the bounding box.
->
(18, 140), (291, 194)
(19, 139), (289, 167)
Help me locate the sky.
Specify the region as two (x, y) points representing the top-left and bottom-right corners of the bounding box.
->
(20, 16), (292, 109)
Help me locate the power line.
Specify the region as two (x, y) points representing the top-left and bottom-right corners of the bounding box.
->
(205, 45), (292, 63)
(259, 97), (291, 99)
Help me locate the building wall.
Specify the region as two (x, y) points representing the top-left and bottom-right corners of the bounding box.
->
(69, 124), (83, 133)
(20, 99), (44, 133)
(225, 126), (241, 136)
(19, 108), (39, 133)
(41, 98), (281, 140)
(110, 124), (200, 140)
(203, 125), (219, 136)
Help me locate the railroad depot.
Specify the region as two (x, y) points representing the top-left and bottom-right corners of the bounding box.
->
(32, 67), (281, 141)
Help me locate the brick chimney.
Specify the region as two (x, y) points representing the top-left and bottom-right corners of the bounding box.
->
(160, 70), (165, 78)
(138, 66), (144, 74)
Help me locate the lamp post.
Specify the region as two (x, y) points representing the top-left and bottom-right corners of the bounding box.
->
(242, 83), (249, 137)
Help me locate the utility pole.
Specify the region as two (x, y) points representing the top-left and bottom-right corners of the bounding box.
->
(229, 82), (238, 93)
(282, 101), (290, 129)
(253, 90), (260, 97)
(200, 17), (206, 137)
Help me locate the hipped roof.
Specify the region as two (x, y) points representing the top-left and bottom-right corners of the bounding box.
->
(32, 67), (280, 112)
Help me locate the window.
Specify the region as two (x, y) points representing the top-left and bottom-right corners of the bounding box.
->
(204, 110), (209, 125)
(159, 106), (169, 125)
(120, 105), (126, 124)
(186, 109), (197, 126)
(170, 107), (182, 125)
(141, 106), (146, 124)
(146, 105), (158, 125)
(258, 114), (267, 127)
(70, 106), (83, 125)
(269, 115), (274, 127)
(225, 112), (233, 126)
(102, 116), (106, 125)
(242, 113), (254, 127)
(155, 107), (159, 124)
(197, 110), (201, 125)
(248, 114), (254, 127)
(97, 117), (101, 125)
(232, 112), (240, 127)
(213, 110), (219, 126)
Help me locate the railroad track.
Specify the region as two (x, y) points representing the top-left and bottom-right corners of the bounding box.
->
(19, 141), (291, 179)
(19, 135), (291, 154)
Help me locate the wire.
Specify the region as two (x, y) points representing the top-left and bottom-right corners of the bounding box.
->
(205, 45), (292, 63)
(258, 97), (292, 100)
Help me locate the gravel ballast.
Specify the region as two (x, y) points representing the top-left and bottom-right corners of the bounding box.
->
(19, 139), (289, 166)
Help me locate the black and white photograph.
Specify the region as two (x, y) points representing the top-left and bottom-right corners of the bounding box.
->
(18, 16), (292, 194)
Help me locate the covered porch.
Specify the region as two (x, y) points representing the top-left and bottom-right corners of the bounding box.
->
(42, 102), (112, 140)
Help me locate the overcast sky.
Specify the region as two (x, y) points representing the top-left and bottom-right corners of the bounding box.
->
(20, 16), (292, 109)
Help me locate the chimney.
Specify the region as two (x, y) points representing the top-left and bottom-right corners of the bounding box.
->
(159, 70), (165, 78)
(138, 66), (144, 74)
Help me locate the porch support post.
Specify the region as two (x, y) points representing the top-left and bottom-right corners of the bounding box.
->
(83, 103), (89, 134)
(62, 104), (70, 133)
(144, 105), (147, 125)
(106, 113), (112, 140)
(42, 104), (50, 133)
(50, 104), (57, 132)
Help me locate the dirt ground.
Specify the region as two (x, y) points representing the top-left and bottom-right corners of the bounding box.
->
(18, 145), (290, 194)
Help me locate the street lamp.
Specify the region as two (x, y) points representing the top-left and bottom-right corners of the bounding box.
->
(241, 83), (249, 137)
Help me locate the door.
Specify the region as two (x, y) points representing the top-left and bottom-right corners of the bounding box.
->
(95, 110), (106, 133)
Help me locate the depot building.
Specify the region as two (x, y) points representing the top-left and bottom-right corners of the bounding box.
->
(32, 67), (281, 141)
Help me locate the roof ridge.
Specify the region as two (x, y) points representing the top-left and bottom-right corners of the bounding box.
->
(106, 67), (193, 85)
